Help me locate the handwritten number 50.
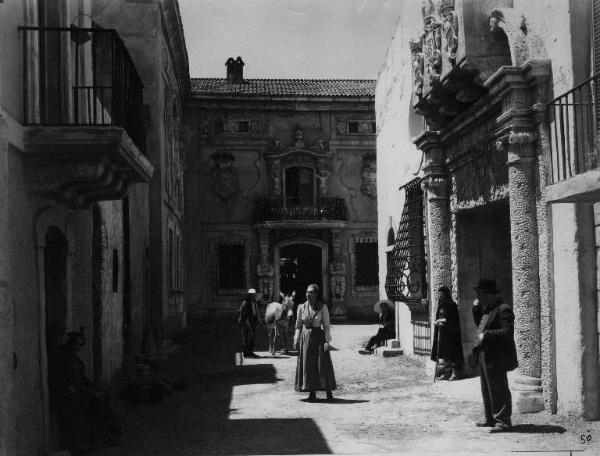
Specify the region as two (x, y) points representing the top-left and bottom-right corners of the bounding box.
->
(580, 433), (592, 444)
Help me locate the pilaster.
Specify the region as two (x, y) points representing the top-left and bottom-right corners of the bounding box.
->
(256, 228), (274, 301)
(329, 229), (347, 319)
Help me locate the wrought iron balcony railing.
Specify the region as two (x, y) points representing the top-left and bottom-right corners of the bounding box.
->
(21, 26), (145, 152)
(548, 74), (600, 184)
(255, 197), (348, 222)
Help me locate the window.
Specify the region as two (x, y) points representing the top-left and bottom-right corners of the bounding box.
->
(385, 178), (428, 308)
(235, 120), (250, 133)
(355, 241), (378, 286)
(371, 121), (377, 134)
(285, 166), (314, 206)
(213, 119), (224, 134)
(348, 121), (359, 134)
(218, 243), (245, 290)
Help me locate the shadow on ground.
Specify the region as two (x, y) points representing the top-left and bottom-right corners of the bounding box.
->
(507, 424), (567, 434)
(97, 318), (331, 455)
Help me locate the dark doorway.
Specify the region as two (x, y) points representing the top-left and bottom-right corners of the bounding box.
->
(456, 200), (512, 373)
(44, 225), (68, 450)
(279, 244), (323, 311)
(285, 167), (314, 206)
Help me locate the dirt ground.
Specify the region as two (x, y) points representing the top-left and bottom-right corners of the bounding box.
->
(94, 319), (600, 455)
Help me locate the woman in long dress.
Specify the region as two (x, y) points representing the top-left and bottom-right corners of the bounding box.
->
(293, 283), (337, 401)
(431, 286), (464, 380)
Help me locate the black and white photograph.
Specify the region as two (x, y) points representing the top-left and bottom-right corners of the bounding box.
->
(1, 0), (600, 455)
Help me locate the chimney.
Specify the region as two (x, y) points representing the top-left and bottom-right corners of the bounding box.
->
(225, 56), (244, 84)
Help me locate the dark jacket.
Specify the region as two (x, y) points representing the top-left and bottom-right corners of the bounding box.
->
(430, 297), (463, 365)
(380, 307), (395, 334)
(472, 299), (518, 371)
(238, 299), (259, 327)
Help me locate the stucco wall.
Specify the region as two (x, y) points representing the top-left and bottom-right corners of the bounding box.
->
(553, 203), (585, 414)
(8, 143), (42, 456)
(93, 0), (187, 339)
(375, 0), (427, 350)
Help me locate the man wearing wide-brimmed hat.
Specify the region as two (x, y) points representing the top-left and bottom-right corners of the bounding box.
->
(358, 299), (395, 355)
(471, 278), (518, 433)
(238, 288), (263, 358)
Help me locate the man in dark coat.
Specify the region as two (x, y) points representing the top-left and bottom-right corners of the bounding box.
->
(431, 286), (464, 380)
(238, 288), (263, 358)
(471, 278), (518, 432)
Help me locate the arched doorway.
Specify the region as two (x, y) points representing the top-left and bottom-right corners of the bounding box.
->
(44, 225), (68, 450)
(277, 241), (328, 311)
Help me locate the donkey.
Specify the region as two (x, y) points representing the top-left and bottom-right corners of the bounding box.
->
(264, 292), (295, 355)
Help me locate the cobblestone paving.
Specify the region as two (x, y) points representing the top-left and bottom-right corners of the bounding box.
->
(94, 319), (600, 455)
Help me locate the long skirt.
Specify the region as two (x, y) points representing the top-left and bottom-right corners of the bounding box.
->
(295, 327), (337, 392)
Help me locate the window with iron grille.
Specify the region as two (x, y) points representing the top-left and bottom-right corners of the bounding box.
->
(385, 178), (428, 310)
(218, 243), (245, 290)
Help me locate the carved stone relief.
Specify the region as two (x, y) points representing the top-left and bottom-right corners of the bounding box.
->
(422, 0), (442, 86)
(360, 153), (377, 199)
(329, 262), (346, 301)
(451, 139), (508, 211)
(410, 0), (458, 98)
(441, 0), (458, 66)
(410, 40), (425, 100)
(210, 151), (239, 200)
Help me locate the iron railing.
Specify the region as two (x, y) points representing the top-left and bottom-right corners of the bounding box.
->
(21, 26), (145, 152)
(255, 197), (348, 222)
(385, 178), (428, 308)
(548, 74), (600, 183)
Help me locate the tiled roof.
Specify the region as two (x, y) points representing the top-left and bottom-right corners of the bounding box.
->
(190, 78), (375, 97)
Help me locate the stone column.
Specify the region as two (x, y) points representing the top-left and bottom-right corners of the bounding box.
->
(329, 229), (347, 319)
(415, 131), (452, 317)
(256, 228), (274, 301)
(499, 130), (544, 412)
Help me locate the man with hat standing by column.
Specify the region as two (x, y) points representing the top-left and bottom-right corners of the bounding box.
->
(238, 288), (263, 358)
(471, 278), (518, 432)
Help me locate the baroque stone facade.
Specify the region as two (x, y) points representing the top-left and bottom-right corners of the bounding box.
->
(185, 70), (378, 320)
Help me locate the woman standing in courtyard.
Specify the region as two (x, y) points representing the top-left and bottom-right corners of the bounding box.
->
(431, 286), (464, 380)
(294, 283), (337, 402)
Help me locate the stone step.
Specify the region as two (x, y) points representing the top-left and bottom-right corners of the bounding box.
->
(381, 348), (403, 357)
